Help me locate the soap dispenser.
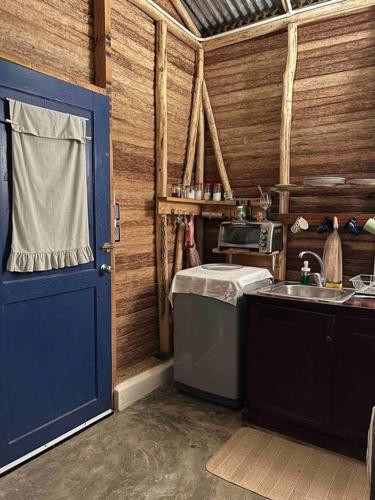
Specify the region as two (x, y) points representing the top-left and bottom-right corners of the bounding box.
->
(300, 260), (310, 285)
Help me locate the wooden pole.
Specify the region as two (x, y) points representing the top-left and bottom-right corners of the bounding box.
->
(279, 23), (298, 280)
(156, 21), (168, 198)
(169, 0), (202, 36)
(196, 103), (205, 185)
(183, 48), (204, 188)
(280, 22), (297, 189)
(155, 21), (170, 357)
(202, 80), (232, 195)
(195, 103), (205, 261)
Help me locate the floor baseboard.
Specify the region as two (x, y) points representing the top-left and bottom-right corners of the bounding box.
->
(114, 358), (174, 411)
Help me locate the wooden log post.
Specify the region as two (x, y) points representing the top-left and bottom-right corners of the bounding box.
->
(175, 48), (204, 275)
(155, 21), (171, 357)
(279, 23), (298, 280)
(196, 103), (205, 185)
(202, 81), (232, 195)
(182, 48), (204, 188)
(169, 0), (202, 37)
(195, 103), (205, 260)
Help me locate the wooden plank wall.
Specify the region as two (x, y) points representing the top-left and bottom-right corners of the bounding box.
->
(203, 10), (374, 281)
(112, 0), (195, 378)
(0, 0), (94, 84)
(203, 32), (288, 263)
(287, 8), (375, 283)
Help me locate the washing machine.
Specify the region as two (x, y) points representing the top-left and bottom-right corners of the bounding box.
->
(171, 264), (272, 408)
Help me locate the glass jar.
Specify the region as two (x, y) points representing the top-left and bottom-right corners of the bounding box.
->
(236, 205), (246, 221)
(203, 183), (212, 200)
(213, 182), (222, 201)
(187, 185), (195, 199)
(171, 183), (182, 198)
(195, 183), (203, 200)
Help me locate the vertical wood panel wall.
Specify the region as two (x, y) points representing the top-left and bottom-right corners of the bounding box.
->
(0, 0), (94, 84)
(112, 0), (195, 377)
(203, 32), (288, 262)
(287, 7), (375, 283)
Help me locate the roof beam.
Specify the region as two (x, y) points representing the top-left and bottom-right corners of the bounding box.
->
(169, 0), (202, 36)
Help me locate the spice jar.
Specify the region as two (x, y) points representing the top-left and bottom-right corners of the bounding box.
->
(171, 183), (182, 198)
(203, 183), (212, 200)
(187, 185), (195, 199)
(195, 183), (203, 200)
(213, 182), (222, 201)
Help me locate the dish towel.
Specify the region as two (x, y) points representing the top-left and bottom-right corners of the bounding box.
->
(6, 99), (94, 272)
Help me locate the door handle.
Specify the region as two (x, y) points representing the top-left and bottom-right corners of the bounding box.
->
(100, 264), (112, 275)
(325, 335), (333, 343)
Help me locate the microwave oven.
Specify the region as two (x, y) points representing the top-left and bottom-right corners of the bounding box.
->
(218, 221), (283, 254)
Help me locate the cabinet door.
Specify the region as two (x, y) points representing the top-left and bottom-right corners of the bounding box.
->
(247, 302), (335, 432)
(333, 315), (375, 444)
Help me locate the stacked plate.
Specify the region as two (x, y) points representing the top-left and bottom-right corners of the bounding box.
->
(303, 176), (346, 186)
(348, 179), (375, 185)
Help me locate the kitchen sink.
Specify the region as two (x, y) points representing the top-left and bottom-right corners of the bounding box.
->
(258, 281), (355, 304)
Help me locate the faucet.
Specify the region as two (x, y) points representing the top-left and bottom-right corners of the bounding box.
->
(299, 251), (326, 287)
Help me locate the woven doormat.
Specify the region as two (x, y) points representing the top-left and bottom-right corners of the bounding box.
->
(206, 427), (369, 499)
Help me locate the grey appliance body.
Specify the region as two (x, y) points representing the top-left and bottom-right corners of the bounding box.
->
(173, 277), (271, 408)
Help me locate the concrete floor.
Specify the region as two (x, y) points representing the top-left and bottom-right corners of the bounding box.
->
(0, 383), (262, 500)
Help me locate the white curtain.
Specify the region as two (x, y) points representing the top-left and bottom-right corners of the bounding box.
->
(7, 99), (93, 272)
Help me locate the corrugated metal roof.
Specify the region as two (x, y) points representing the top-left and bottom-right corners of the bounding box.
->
(181, 0), (285, 36)
(181, 0), (325, 36)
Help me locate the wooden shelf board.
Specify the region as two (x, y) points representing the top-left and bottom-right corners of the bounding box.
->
(160, 196), (235, 206)
(271, 184), (375, 194)
(275, 213), (373, 226)
(212, 248), (279, 257)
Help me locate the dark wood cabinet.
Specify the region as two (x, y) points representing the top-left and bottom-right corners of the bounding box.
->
(333, 315), (375, 443)
(248, 303), (335, 432)
(244, 297), (375, 458)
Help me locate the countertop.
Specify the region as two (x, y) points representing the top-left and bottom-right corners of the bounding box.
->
(244, 285), (375, 315)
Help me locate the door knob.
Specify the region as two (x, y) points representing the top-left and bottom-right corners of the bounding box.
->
(326, 335), (333, 343)
(100, 264), (112, 275)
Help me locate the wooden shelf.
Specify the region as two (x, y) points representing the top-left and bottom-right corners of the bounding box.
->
(212, 248), (282, 277)
(160, 196), (235, 206)
(275, 213), (373, 226)
(212, 248), (279, 257)
(271, 184), (375, 195)
(157, 196), (236, 216)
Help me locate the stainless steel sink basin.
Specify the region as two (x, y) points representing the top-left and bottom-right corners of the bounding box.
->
(258, 281), (355, 304)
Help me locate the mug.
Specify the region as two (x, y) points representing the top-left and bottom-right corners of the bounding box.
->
(363, 217), (375, 235)
(291, 216), (309, 234)
(317, 217), (333, 234)
(344, 217), (361, 235)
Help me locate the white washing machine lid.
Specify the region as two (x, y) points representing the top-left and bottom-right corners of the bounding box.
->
(170, 264), (273, 306)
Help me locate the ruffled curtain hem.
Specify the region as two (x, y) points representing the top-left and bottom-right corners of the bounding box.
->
(7, 246), (94, 272)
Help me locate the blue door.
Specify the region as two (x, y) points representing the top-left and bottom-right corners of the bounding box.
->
(0, 61), (112, 473)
